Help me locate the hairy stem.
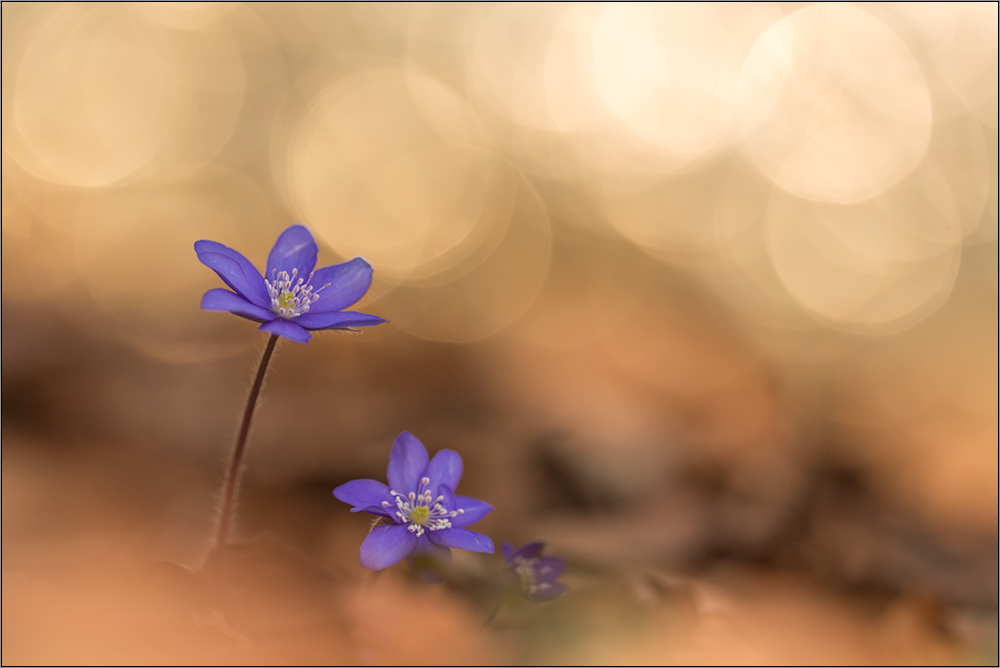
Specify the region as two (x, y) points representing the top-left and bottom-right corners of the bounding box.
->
(482, 598), (502, 628)
(215, 333), (279, 547)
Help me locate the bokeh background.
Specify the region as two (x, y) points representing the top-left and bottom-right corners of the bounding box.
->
(2, 2), (997, 664)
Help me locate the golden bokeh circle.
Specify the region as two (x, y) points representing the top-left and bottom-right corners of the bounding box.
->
(738, 4), (933, 203)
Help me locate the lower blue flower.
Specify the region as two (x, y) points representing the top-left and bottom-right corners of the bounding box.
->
(333, 432), (494, 581)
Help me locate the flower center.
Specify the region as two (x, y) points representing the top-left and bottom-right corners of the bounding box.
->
(264, 268), (329, 318)
(409, 505), (430, 525)
(277, 291), (297, 313)
(381, 476), (465, 537)
(512, 557), (539, 590)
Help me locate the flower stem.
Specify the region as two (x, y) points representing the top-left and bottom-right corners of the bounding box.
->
(215, 333), (279, 547)
(482, 599), (502, 628)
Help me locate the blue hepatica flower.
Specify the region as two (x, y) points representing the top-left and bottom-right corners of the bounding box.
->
(333, 432), (494, 577)
(502, 541), (566, 601)
(196, 224), (385, 343)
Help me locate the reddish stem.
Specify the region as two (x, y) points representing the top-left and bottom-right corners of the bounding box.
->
(215, 333), (278, 547)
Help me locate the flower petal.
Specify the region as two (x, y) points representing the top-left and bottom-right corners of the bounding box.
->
(308, 258), (374, 313)
(424, 449), (463, 493)
(333, 479), (394, 513)
(196, 250), (270, 308)
(428, 527), (494, 554)
(407, 534), (452, 584)
(451, 495), (494, 528)
(531, 582), (567, 601)
(357, 505), (393, 517)
(415, 534), (452, 562)
(266, 225), (318, 283)
(359, 523), (416, 570)
(511, 541), (545, 560)
(533, 556), (566, 583)
(502, 542), (514, 562)
(259, 318), (311, 343)
(294, 310), (386, 330)
(200, 288), (275, 322)
(440, 483), (457, 507)
(387, 431), (428, 494)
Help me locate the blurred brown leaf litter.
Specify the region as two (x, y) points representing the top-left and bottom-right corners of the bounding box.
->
(2, 2), (997, 664)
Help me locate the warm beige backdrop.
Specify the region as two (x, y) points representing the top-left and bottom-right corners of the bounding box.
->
(3, 3), (997, 664)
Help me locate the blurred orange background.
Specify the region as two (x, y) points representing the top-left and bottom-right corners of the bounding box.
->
(2, 3), (997, 664)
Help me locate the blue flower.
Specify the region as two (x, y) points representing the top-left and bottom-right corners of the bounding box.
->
(502, 541), (566, 601)
(196, 224), (385, 343)
(333, 432), (495, 579)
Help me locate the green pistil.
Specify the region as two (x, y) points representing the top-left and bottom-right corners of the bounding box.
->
(409, 505), (430, 525)
(277, 291), (296, 314)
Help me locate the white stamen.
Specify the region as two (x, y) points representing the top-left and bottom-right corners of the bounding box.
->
(264, 268), (329, 319)
(512, 556), (543, 595)
(387, 476), (465, 537)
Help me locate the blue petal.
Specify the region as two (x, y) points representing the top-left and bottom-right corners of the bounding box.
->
(259, 318), (311, 343)
(441, 483), (458, 506)
(200, 288), (275, 322)
(439, 484), (460, 519)
(195, 241), (270, 308)
(333, 479), (394, 513)
(359, 523), (416, 570)
(502, 542), (514, 563)
(414, 534), (452, 562)
(451, 495), (494, 528)
(295, 310), (386, 330)
(424, 449), (463, 493)
(387, 432), (428, 494)
(266, 225), (317, 284)
(511, 541), (545, 560)
(428, 527), (494, 554)
(407, 534), (452, 584)
(197, 251), (270, 308)
(357, 505), (394, 517)
(533, 556), (565, 583)
(531, 582), (567, 601)
(308, 258), (374, 313)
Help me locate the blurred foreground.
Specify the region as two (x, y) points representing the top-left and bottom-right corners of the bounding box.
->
(3, 305), (996, 664)
(3, 3), (998, 665)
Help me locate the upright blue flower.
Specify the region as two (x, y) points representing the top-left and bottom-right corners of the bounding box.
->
(333, 432), (494, 578)
(502, 541), (566, 601)
(196, 224), (385, 343)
